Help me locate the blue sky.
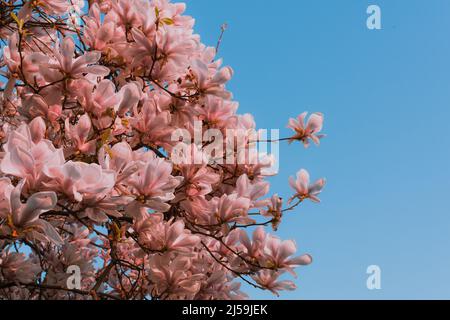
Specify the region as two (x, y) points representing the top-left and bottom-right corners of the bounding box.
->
(184, 0), (450, 299)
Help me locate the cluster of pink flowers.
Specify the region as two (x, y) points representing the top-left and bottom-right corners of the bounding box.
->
(0, 0), (326, 300)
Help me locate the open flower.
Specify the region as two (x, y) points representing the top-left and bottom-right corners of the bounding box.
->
(0, 178), (62, 244)
(148, 254), (205, 299)
(175, 144), (220, 198)
(186, 60), (233, 99)
(43, 161), (119, 222)
(251, 270), (296, 296)
(0, 250), (41, 283)
(83, 4), (116, 51)
(43, 161), (115, 203)
(235, 174), (270, 208)
(65, 114), (97, 156)
(34, 0), (70, 15)
(130, 100), (173, 149)
(288, 169), (326, 203)
(127, 152), (183, 212)
(260, 194), (283, 231)
(98, 142), (138, 183)
(287, 112), (325, 147)
(211, 194), (252, 225)
(134, 213), (200, 253)
(0, 122), (65, 191)
(263, 235), (312, 276)
(42, 37), (110, 82)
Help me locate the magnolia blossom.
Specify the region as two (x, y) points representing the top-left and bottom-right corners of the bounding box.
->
(287, 112), (325, 147)
(33, 0), (70, 15)
(185, 60), (234, 99)
(148, 254), (206, 299)
(42, 36), (110, 82)
(0, 250), (41, 284)
(261, 194), (283, 231)
(134, 212), (200, 253)
(98, 142), (138, 183)
(0, 179), (62, 244)
(0, 121), (65, 191)
(289, 169), (326, 203)
(127, 153), (183, 212)
(43, 161), (115, 203)
(264, 236), (313, 276)
(0, 0), (327, 300)
(64, 114), (97, 155)
(251, 270), (297, 296)
(235, 174), (270, 208)
(211, 194), (252, 225)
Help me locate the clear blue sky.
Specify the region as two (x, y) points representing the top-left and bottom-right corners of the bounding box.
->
(184, 0), (450, 299)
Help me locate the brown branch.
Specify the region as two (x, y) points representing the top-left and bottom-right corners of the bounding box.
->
(0, 281), (120, 300)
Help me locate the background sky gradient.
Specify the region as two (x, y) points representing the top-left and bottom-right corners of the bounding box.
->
(184, 0), (450, 299)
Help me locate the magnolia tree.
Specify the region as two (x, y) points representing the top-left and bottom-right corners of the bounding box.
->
(0, 0), (326, 300)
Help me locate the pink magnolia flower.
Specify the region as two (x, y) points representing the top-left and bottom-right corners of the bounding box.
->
(42, 37), (110, 82)
(163, 93), (198, 128)
(43, 161), (115, 202)
(260, 194), (283, 231)
(129, 28), (157, 67)
(0, 178), (62, 244)
(117, 81), (142, 116)
(163, 219), (200, 252)
(44, 225), (97, 293)
(43, 161), (120, 222)
(211, 194), (252, 225)
(287, 112), (325, 147)
(263, 235), (312, 276)
(35, 0), (70, 15)
(179, 195), (213, 225)
(83, 4), (116, 51)
(3, 34), (45, 76)
(234, 152), (278, 180)
(28, 117), (47, 143)
(65, 114), (97, 156)
(197, 96), (238, 129)
(156, 28), (196, 68)
(235, 174), (270, 208)
(0, 122), (65, 191)
(130, 99), (174, 149)
(111, 0), (143, 27)
(288, 169), (326, 203)
(127, 152), (183, 212)
(3, 34), (21, 76)
(90, 0), (113, 13)
(98, 142), (138, 184)
(238, 227), (267, 261)
(2, 34), (48, 97)
(19, 94), (62, 123)
(79, 80), (120, 117)
(0, 250), (41, 283)
(186, 60), (234, 99)
(148, 254), (205, 299)
(194, 268), (248, 300)
(181, 165), (220, 198)
(251, 270), (296, 296)
(134, 212), (200, 253)
(174, 144), (220, 198)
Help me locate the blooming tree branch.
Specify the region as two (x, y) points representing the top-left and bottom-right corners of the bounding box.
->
(0, 0), (326, 300)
